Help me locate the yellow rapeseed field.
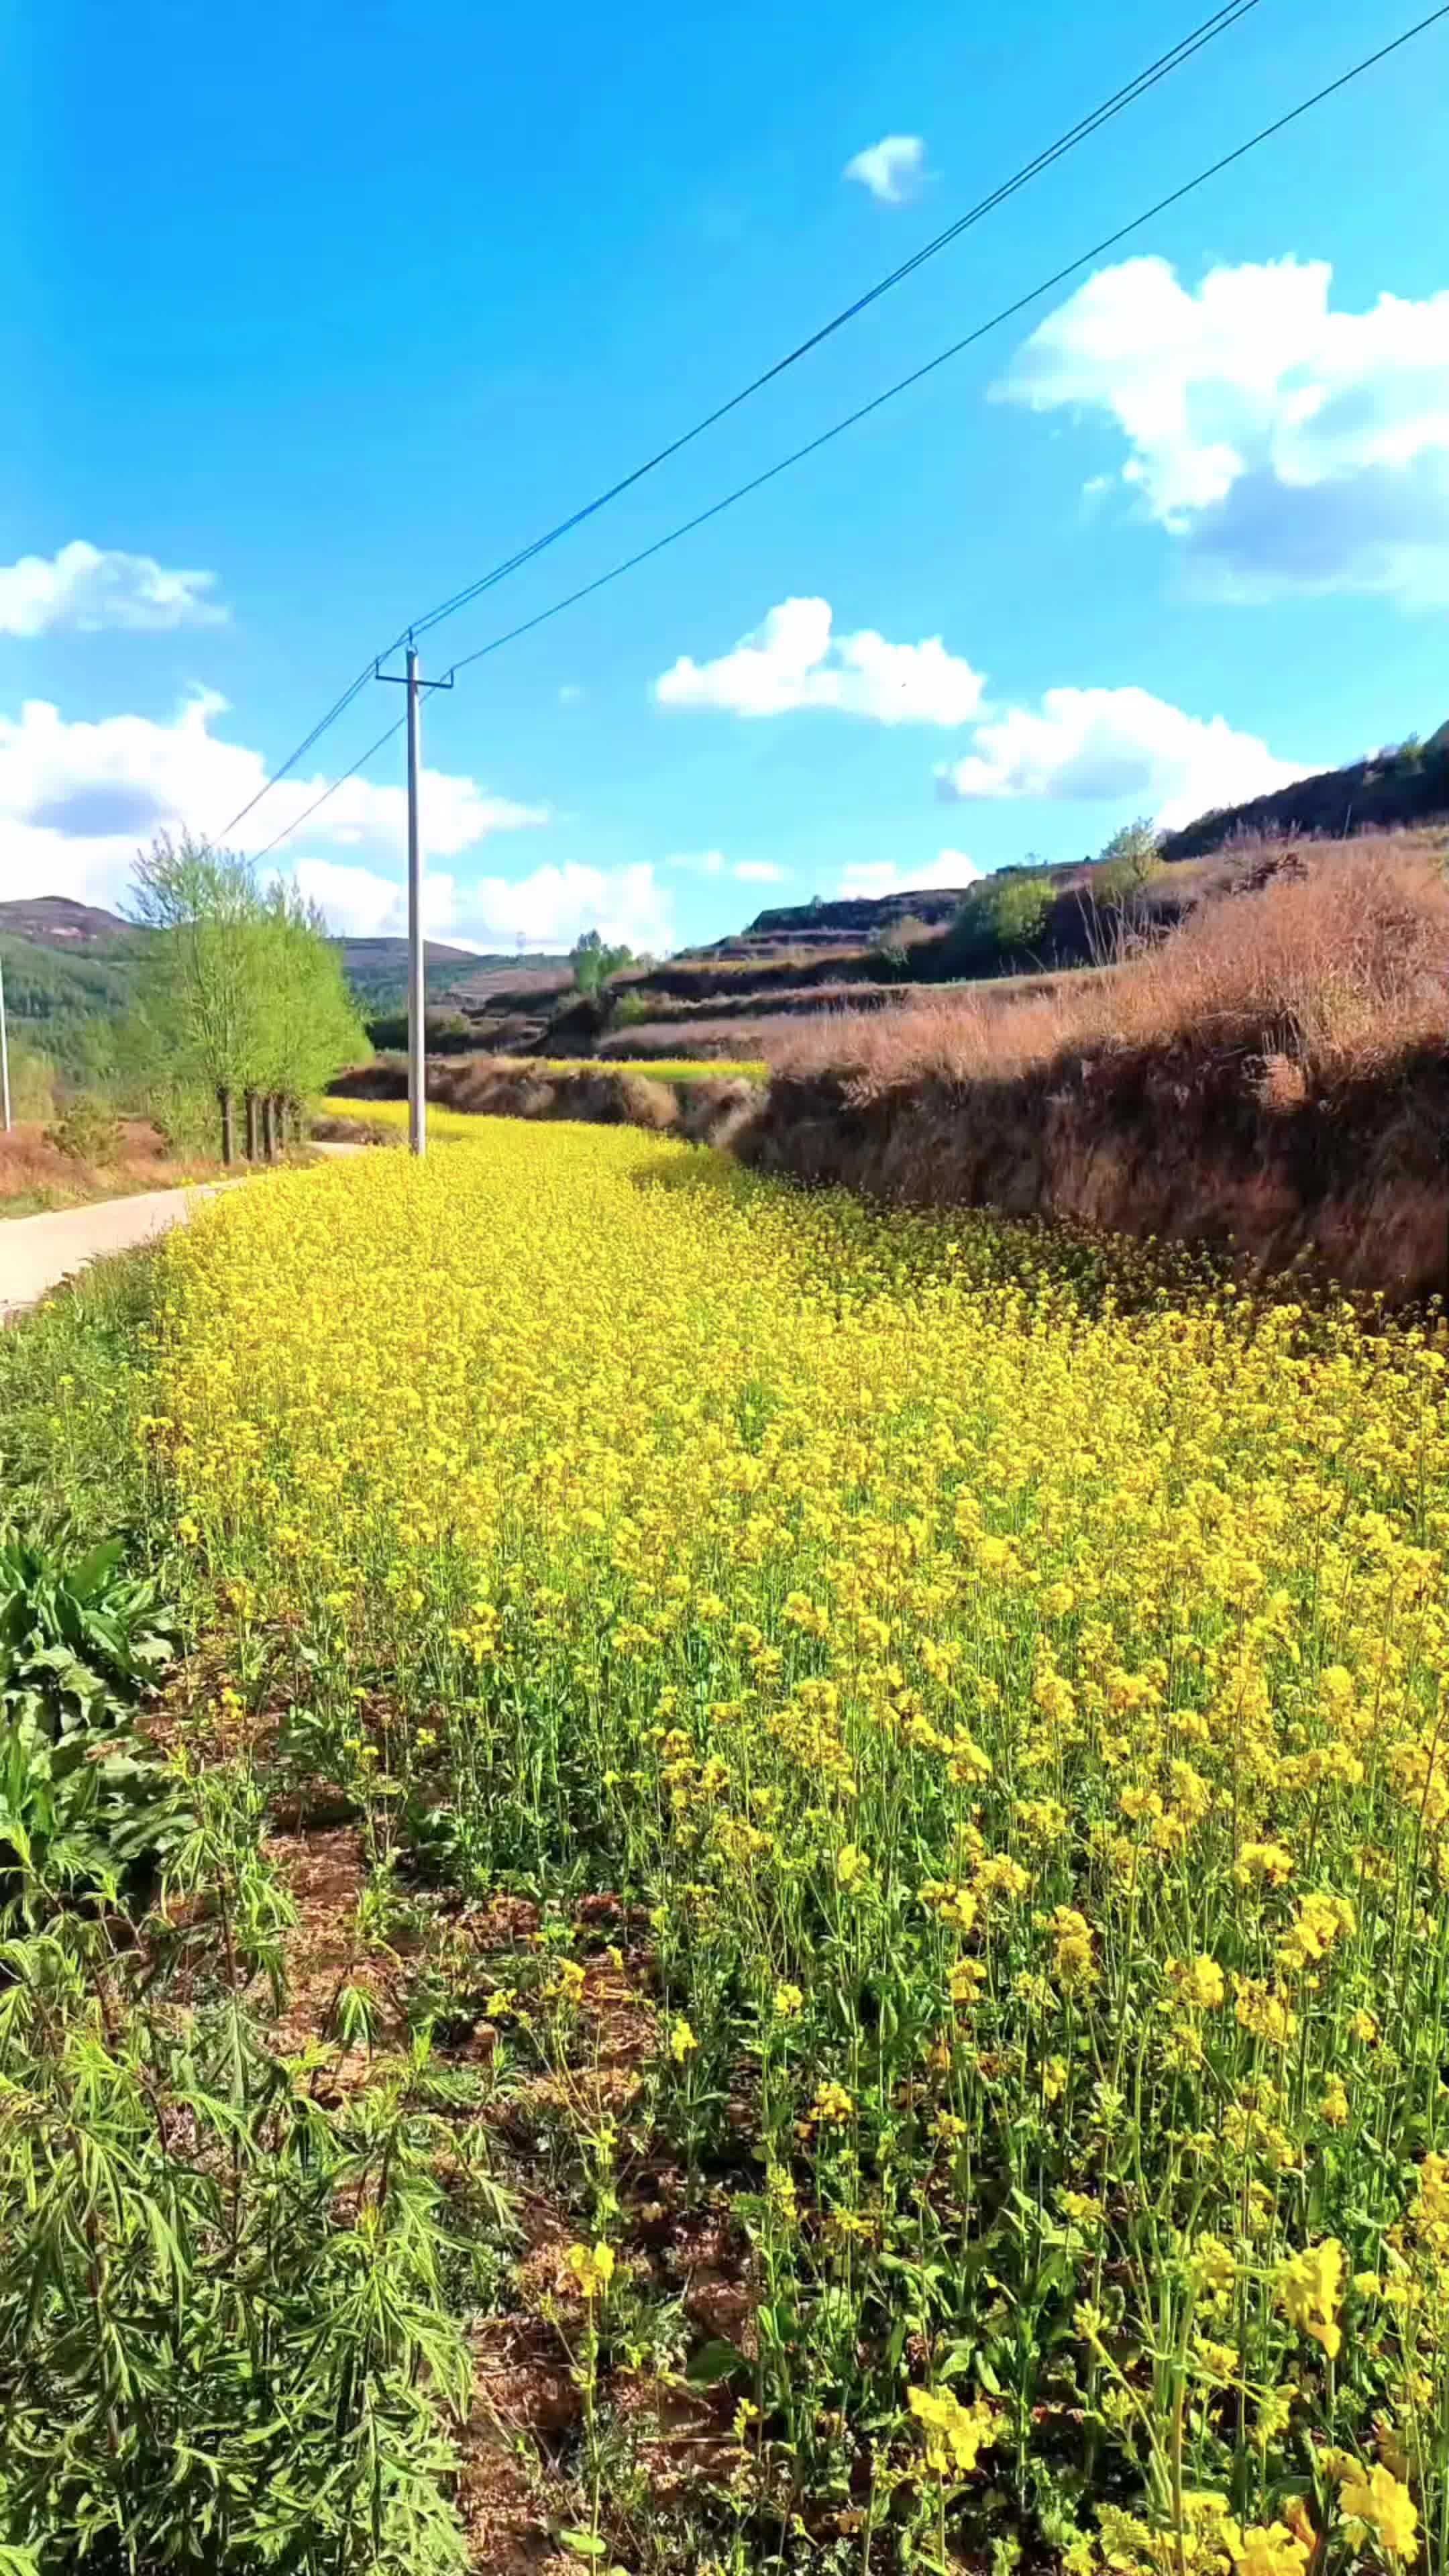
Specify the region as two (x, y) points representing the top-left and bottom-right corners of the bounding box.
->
(150, 1119), (1449, 2573)
(530, 1055), (767, 1081)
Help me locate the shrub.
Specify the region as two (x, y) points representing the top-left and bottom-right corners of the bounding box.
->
(44, 1097), (122, 1165)
(610, 987), (651, 1028)
(869, 915), (937, 979)
(4, 1037), (55, 1124)
(985, 871), (1053, 951)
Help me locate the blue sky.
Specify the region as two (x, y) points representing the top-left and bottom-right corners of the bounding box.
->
(3, 0), (1447, 952)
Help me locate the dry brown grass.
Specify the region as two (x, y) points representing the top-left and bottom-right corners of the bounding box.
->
(596, 1010), (842, 1058)
(0, 1118), (222, 1216)
(741, 833), (1449, 1300)
(774, 833), (1449, 1095)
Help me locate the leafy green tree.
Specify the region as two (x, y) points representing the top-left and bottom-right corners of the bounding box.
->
(124, 836), (366, 1161)
(126, 833), (270, 1161)
(1093, 816), (1163, 904)
(570, 927), (633, 997)
(250, 881), (369, 1155)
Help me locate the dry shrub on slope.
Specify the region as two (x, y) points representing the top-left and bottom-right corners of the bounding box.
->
(749, 835), (1449, 1298)
(773, 833), (1449, 1096)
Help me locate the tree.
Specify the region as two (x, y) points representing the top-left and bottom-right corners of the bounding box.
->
(251, 882), (369, 1154)
(1093, 816), (1163, 902)
(127, 834), (267, 1161)
(570, 928), (633, 998)
(125, 833), (366, 1161)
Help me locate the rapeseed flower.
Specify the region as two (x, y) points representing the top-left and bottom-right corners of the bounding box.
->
(907, 2385), (998, 2477)
(146, 1117), (1449, 2561)
(566, 2242), (616, 2300)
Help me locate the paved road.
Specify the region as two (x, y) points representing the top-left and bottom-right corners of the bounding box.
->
(0, 1147), (364, 1324)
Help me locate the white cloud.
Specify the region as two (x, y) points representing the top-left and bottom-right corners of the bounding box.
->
(995, 254), (1449, 604)
(288, 857), (451, 940)
(844, 134), (926, 205)
(665, 849), (786, 884)
(936, 684), (1304, 829)
(655, 597), (984, 725)
(458, 861), (674, 953)
(0, 539), (227, 636)
(290, 855), (676, 955)
(837, 850), (980, 901)
(0, 686), (549, 914)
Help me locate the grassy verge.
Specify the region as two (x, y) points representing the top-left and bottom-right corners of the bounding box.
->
(0, 1244), (162, 1531)
(0, 1237), (513, 2574)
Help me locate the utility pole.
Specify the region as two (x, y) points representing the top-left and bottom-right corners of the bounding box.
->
(377, 644), (452, 1158)
(0, 949), (10, 1134)
(405, 645), (426, 1155)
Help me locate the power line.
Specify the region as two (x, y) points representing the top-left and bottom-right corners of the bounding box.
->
(219, 0), (1263, 843)
(402, 0), (1263, 646)
(438, 4), (1448, 686)
(218, 667), (378, 841)
(248, 716), (406, 863)
(245, 1), (1449, 867)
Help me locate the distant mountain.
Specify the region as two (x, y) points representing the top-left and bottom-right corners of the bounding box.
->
(0, 915), (140, 1081)
(335, 936), (519, 1009)
(0, 896), (135, 951)
(0, 907), (489, 1074)
(0, 903), (514, 1034)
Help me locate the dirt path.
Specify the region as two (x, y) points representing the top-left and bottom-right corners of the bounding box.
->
(0, 1146), (365, 1324)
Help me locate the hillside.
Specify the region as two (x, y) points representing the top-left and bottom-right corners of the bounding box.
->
(1159, 718), (1449, 858)
(716, 885), (966, 951)
(745, 825), (1449, 1303)
(403, 847), (1250, 1063)
(0, 898), (536, 1072)
(405, 729), (1449, 1062)
(0, 896), (134, 949)
(328, 934), (527, 1009)
(0, 920), (141, 1080)
(11, 721), (1449, 1079)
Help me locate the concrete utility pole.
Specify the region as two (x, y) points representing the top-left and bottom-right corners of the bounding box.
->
(376, 643), (452, 1159)
(405, 645), (426, 1157)
(0, 949), (11, 1133)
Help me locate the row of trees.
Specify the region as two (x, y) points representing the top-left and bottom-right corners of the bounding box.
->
(127, 833), (367, 1163)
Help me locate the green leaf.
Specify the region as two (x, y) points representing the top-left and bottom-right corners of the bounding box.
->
(66, 1535), (125, 1597)
(559, 2532), (609, 2559)
(686, 2337), (749, 2387)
